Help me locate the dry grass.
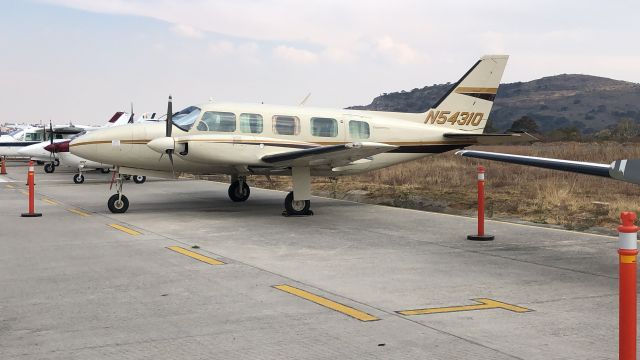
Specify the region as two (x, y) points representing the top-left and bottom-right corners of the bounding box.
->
(203, 142), (640, 234)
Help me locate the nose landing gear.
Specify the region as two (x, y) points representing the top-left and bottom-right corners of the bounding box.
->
(107, 173), (129, 213)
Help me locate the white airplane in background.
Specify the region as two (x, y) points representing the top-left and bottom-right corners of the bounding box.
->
(71, 54), (550, 215)
(0, 124), (92, 158)
(18, 111), (159, 183)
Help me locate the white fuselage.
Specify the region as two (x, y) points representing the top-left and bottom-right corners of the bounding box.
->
(70, 102), (475, 177)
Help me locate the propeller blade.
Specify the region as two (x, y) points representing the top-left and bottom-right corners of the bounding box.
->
(166, 95), (172, 138)
(167, 150), (175, 177)
(151, 112), (156, 119)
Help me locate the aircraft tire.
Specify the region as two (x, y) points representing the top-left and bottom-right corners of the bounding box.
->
(284, 191), (310, 215)
(133, 175), (146, 184)
(228, 181), (250, 202)
(54, 159), (60, 167)
(73, 174), (85, 184)
(100, 168), (110, 174)
(108, 194), (129, 213)
(44, 163), (55, 173)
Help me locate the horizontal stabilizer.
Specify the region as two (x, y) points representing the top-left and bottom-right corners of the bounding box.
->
(261, 142), (397, 166)
(444, 132), (538, 145)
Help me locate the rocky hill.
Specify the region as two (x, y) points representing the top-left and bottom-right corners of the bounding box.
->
(349, 74), (640, 134)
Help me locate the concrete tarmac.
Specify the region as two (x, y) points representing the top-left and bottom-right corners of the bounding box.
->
(0, 162), (628, 359)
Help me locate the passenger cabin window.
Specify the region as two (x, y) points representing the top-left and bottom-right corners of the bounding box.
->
(197, 111), (236, 132)
(25, 132), (43, 141)
(311, 117), (338, 137)
(273, 115), (300, 135)
(349, 120), (370, 139)
(239, 113), (263, 134)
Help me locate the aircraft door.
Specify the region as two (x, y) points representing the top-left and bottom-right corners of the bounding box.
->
(339, 115), (348, 144)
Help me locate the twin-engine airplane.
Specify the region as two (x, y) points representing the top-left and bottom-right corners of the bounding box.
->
(71, 54), (539, 215)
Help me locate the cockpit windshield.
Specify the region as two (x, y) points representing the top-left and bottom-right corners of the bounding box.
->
(172, 106), (201, 131)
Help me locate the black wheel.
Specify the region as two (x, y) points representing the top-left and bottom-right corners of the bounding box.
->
(44, 163), (55, 173)
(228, 181), (250, 202)
(133, 175), (146, 184)
(284, 191), (310, 215)
(53, 159), (60, 167)
(107, 194), (129, 213)
(100, 168), (111, 174)
(123, 175), (131, 180)
(73, 174), (84, 184)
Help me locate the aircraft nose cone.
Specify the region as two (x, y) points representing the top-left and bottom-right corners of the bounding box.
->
(70, 134), (97, 160)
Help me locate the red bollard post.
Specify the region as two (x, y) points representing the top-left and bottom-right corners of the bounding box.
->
(21, 161), (42, 218)
(0, 156), (6, 175)
(618, 211), (638, 360)
(467, 165), (494, 241)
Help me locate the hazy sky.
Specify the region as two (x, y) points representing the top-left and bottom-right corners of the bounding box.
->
(2, 0), (639, 125)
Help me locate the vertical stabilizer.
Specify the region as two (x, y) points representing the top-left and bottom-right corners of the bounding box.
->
(424, 55), (508, 133)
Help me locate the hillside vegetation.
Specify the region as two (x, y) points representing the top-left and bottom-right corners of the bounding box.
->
(350, 74), (640, 136)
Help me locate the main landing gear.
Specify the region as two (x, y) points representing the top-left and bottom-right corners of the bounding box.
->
(282, 167), (313, 216)
(44, 163), (55, 173)
(133, 175), (146, 184)
(228, 176), (250, 202)
(283, 191), (312, 216)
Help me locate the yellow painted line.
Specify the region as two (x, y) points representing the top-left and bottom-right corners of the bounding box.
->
(397, 298), (532, 316)
(19, 189), (29, 196)
(274, 284), (379, 322)
(42, 198), (58, 205)
(5, 184), (15, 189)
(108, 223), (141, 236)
(67, 208), (91, 217)
(166, 246), (225, 265)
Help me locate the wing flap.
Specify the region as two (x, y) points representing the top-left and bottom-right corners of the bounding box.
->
(444, 132), (538, 145)
(261, 142), (397, 167)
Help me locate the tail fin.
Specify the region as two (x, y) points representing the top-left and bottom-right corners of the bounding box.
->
(107, 111), (129, 126)
(424, 55), (508, 133)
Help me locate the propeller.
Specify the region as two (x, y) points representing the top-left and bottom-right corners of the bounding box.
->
(147, 95), (176, 177)
(48, 121), (55, 165)
(165, 96), (175, 176)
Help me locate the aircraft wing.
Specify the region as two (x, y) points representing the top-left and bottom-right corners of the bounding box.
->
(261, 142), (397, 167)
(444, 132), (538, 145)
(456, 149), (640, 184)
